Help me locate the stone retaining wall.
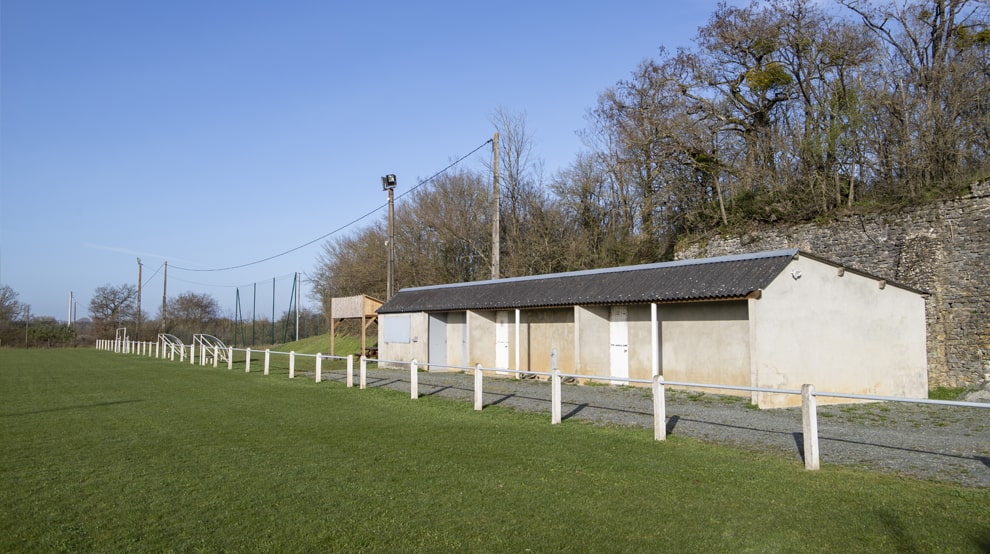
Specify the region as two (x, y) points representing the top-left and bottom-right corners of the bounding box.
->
(677, 180), (990, 389)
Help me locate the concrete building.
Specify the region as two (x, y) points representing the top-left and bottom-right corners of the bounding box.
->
(376, 249), (928, 408)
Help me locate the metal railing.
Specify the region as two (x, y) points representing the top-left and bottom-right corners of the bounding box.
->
(98, 341), (988, 472)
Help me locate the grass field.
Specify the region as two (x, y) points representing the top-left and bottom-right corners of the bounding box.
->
(1, 349), (988, 552)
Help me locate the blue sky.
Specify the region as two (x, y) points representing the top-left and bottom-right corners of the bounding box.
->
(2, 0), (733, 321)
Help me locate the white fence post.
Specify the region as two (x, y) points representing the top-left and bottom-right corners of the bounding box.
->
(801, 384), (821, 470)
(190, 342), (195, 365)
(212, 346), (219, 368)
(347, 355), (354, 388)
(315, 354), (322, 383)
(474, 364), (484, 411)
(289, 351), (295, 378)
(264, 349), (270, 376)
(245, 348), (251, 372)
(359, 356), (367, 389)
(551, 349), (562, 424)
(227, 347), (233, 370)
(410, 360), (419, 399)
(653, 375), (666, 441)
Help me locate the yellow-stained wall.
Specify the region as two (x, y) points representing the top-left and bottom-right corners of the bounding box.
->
(574, 306), (609, 377)
(750, 255), (928, 408)
(466, 310), (495, 368)
(524, 308), (575, 372)
(444, 311), (467, 369)
(659, 302), (751, 396)
(627, 305), (657, 381)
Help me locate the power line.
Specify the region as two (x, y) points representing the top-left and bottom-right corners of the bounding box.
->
(171, 139), (493, 273)
(141, 263), (164, 289)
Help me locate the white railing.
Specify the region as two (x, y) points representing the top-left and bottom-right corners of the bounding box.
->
(97, 341), (989, 472)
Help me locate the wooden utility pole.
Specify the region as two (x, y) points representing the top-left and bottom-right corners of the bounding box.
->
(161, 261), (168, 334)
(382, 174), (397, 299)
(491, 132), (500, 280)
(136, 258), (142, 340)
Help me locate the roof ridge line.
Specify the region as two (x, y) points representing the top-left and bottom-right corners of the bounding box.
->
(395, 248), (800, 293)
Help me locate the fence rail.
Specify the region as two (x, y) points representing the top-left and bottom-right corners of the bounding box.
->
(97, 340), (988, 472)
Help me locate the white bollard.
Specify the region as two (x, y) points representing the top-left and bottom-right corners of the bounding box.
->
(410, 360), (419, 399)
(551, 369), (562, 425)
(315, 353), (322, 383)
(289, 351), (295, 379)
(264, 349), (270, 376)
(653, 375), (666, 441)
(227, 347), (233, 370)
(245, 348), (251, 373)
(801, 384), (821, 470)
(190, 342), (196, 365)
(474, 364), (484, 411)
(359, 356), (367, 389)
(346, 355), (354, 388)
(213, 346), (219, 368)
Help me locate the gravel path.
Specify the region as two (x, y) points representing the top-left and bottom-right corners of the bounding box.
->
(319, 368), (990, 488)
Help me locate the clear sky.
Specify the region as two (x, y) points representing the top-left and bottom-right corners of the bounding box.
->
(1, 0), (734, 321)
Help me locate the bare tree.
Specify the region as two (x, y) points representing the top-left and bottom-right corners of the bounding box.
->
(840, 0), (990, 195)
(89, 283), (137, 337)
(161, 292), (221, 341)
(0, 285), (22, 323)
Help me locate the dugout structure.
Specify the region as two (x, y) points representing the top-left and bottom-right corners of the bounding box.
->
(329, 295), (383, 357)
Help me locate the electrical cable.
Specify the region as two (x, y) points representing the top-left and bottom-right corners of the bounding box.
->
(141, 263), (164, 289)
(170, 139), (493, 273)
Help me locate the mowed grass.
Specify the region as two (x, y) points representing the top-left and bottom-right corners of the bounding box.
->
(1, 350), (988, 552)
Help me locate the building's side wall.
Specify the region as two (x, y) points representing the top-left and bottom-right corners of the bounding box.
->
(659, 301), (751, 396)
(627, 305), (656, 381)
(378, 312), (429, 368)
(525, 308), (575, 372)
(574, 306), (609, 377)
(574, 303), (747, 387)
(466, 310), (496, 368)
(750, 256), (928, 408)
(445, 311), (467, 369)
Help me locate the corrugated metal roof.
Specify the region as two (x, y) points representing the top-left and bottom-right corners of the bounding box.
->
(378, 249), (800, 314)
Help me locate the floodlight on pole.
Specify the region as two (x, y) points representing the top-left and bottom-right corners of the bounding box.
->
(382, 174), (397, 299)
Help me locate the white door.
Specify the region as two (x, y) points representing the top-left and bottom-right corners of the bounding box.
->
(495, 310), (510, 374)
(610, 306), (629, 384)
(428, 314), (447, 370)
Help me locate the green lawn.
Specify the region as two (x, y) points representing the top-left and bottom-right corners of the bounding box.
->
(1, 349), (987, 552)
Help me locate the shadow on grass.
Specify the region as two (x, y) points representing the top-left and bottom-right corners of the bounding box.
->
(2, 399), (144, 417)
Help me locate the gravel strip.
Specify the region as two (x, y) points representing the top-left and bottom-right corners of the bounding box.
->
(318, 368), (990, 488)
